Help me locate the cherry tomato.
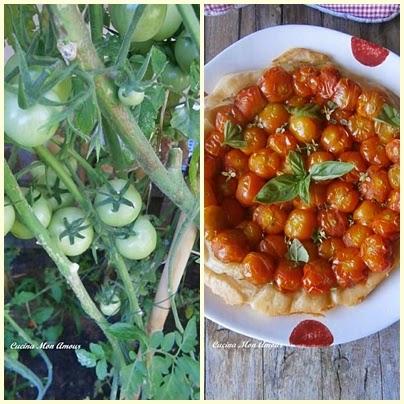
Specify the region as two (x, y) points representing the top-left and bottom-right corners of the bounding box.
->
(237, 220), (263, 248)
(320, 124), (352, 155)
(330, 108), (353, 125)
(347, 114), (375, 142)
(388, 164), (400, 190)
(259, 234), (288, 260)
(286, 95), (308, 108)
(211, 229), (251, 263)
(292, 66), (318, 97)
(253, 204), (288, 234)
(234, 85), (267, 121)
(371, 209), (399, 240)
(4, 197), (15, 236)
(385, 139), (400, 163)
(215, 105), (247, 134)
(204, 205), (228, 241)
(360, 234), (393, 272)
(239, 127), (268, 155)
(235, 172), (265, 206)
(267, 131), (298, 156)
(248, 148), (282, 179)
(375, 121), (399, 144)
(309, 65), (340, 100)
(174, 30), (199, 72)
(259, 67), (294, 103)
(274, 259), (303, 292)
(293, 183), (327, 209)
(205, 130), (226, 157)
(326, 180), (359, 213)
(339, 151), (367, 183)
(153, 4), (182, 40)
(307, 151), (334, 168)
(332, 247), (367, 287)
(302, 240), (319, 260)
(205, 154), (220, 179)
(359, 166), (391, 203)
(258, 103), (289, 134)
(289, 115), (320, 143)
(318, 237), (345, 261)
(161, 63), (190, 93)
(387, 190), (400, 212)
(99, 292), (121, 317)
(224, 149), (249, 177)
(318, 208), (348, 237)
(243, 252), (276, 285)
(353, 200), (382, 227)
(204, 179), (218, 207)
(118, 88), (144, 107)
(221, 197), (245, 227)
(342, 224), (373, 248)
(332, 78), (362, 111)
(356, 89), (386, 119)
(303, 258), (337, 294)
(115, 216), (157, 260)
(216, 175), (238, 200)
(360, 137), (390, 167)
(284, 209), (317, 241)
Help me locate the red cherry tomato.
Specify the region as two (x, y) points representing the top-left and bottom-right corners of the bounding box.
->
(309, 65), (340, 100)
(332, 78), (362, 111)
(221, 197), (245, 227)
(248, 148), (282, 179)
(253, 204), (288, 235)
(387, 164), (400, 190)
(307, 151), (334, 168)
(353, 200), (382, 227)
(215, 104), (247, 133)
(259, 234), (288, 261)
(385, 139), (400, 163)
(356, 89), (386, 119)
(318, 237), (345, 261)
(360, 234), (393, 272)
(211, 229), (251, 263)
(236, 172), (265, 206)
(326, 180), (359, 213)
(259, 66), (294, 103)
(387, 190), (400, 212)
(359, 166), (391, 203)
(215, 175), (238, 200)
(237, 220), (263, 248)
(204, 205), (228, 241)
(205, 130), (226, 157)
(267, 131), (298, 156)
(360, 137), (390, 167)
(293, 66), (319, 97)
(240, 127), (268, 155)
(205, 179), (218, 207)
(339, 151), (368, 183)
(258, 103), (290, 134)
(284, 208), (317, 241)
(347, 114), (375, 142)
(243, 252), (276, 285)
(293, 183), (327, 209)
(205, 154), (220, 179)
(303, 258), (337, 294)
(224, 149), (249, 177)
(318, 208), (348, 237)
(375, 120), (399, 144)
(332, 247), (367, 287)
(234, 85), (267, 121)
(371, 208), (399, 240)
(342, 223), (373, 248)
(302, 240), (319, 260)
(274, 259), (303, 292)
(320, 124), (352, 155)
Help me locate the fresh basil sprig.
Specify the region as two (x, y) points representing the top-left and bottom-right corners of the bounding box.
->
(287, 239), (309, 263)
(255, 151), (354, 205)
(286, 103), (324, 120)
(374, 103), (400, 128)
(223, 121), (246, 148)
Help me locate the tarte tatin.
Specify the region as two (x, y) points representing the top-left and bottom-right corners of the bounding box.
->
(204, 48), (399, 315)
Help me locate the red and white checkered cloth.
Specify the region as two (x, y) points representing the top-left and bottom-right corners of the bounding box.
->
(204, 4), (400, 23)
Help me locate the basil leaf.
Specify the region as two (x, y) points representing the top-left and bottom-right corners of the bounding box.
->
(287, 239), (309, 263)
(309, 161), (354, 181)
(287, 103), (324, 119)
(298, 175), (311, 205)
(223, 121), (246, 148)
(374, 104), (400, 128)
(255, 174), (300, 204)
(287, 151), (306, 177)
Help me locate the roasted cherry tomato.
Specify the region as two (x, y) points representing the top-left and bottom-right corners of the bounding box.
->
(248, 148), (282, 179)
(332, 247), (367, 287)
(258, 234), (288, 260)
(205, 154), (220, 179)
(360, 234), (393, 272)
(204, 179), (218, 207)
(237, 220), (263, 248)
(332, 78), (362, 111)
(342, 223), (373, 248)
(375, 121), (399, 144)
(267, 131), (298, 156)
(303, 258), (337, 294)
(215, 105), (247, 134)
(353, 200), (382, 227)
(292, 66), (318, 97)
(216, 175), (238, 200)
(347, 114), (375, 142)
(258, 103), (289, 134)
(318, 237), (345, 261)
(318, 208), (348, 237)
(243, 252), (276, 285)
(259, 67), (294, 103)
(284, 208), (317, 241)
(359, 166), (391, 203)
(289, 115), (321, 143)
(302, 240), (319, 260)
(239, 127), (268, 155)
(306, 151), (334, 168)
(326, 180), (359, 213)
(385, 139), (400, 163)
(356, 89), (386, 119)
(235, 172), (265, 206)
(204, 205), (228, 241)
(224, 149), (249, 177)
(371, 209), (399, 240)
(388, 164), (400, 190)
(274, 259), (303, 292)
(309, 65), (340, 100)
(339, 151), (367, 183)
(293, 183), (327, 209)
(211, 229), (251, 263)
(360, 137), (390, 167)
(253, 204), (288, 234)
(205, 130), (226, 157)
(234, 85), (267, 121)
(221, 197), (245, 227)
(320, 124), (352, 155)
(387, 190), (400, 212)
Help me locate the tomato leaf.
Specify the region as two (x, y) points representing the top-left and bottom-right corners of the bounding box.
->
(170, 104), (199, 140)
(120, 360), (146, 399)
(287, 103), (324, 119)
(255, 174), (300, 204)
(180, 317), (197, 353)
(374, 103), (400, 128)
(150, 45), (168, 76)
(222, 121), (246, 148)
(287, 151), (306, 177)
(309, 161), (354, 181)
(287, 239), (309, 263)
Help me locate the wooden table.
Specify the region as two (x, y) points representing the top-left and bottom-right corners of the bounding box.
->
(204, 4), (400, 400)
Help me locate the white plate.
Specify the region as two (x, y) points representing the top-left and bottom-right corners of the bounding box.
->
(204, 25), (400, 346)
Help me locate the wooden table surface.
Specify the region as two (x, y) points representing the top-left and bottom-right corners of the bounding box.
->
(204, 4), (400, 400)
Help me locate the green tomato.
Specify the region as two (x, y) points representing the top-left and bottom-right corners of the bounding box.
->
(161, 63), (190, 94)
(11, 189), (52, 240)
(100, 294), (121, 316)
(4, 197), (16, 236)
(115, 216), (157, 260)
(48, 207), (94, 256)
(153, 5), (182, 41)
(131, 38), (155, 55)
(109, 4), (167, 43)
(174, 30), (199, 72)
(118, 88), (145, 107)
(94, 179), (142, 227)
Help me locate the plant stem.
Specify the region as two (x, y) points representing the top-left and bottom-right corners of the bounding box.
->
(176, 4), (200, 49)
(4, 162), (126, 367)
(89, 5), (103, 43)
(49, 4), (198, 223)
